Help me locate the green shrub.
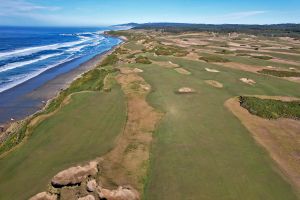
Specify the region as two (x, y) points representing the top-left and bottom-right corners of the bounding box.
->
(216, 49), (235, 54)
(135, 56), (152, 64)
(199, 55), (230, 63)
(100, 54), (119, 66)
(239, 96), (300, 120)
(154, 45), (188, 57)
(252, 55), (272, 60)
(258, 69), (300, 77)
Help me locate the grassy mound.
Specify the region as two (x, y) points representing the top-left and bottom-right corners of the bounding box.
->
(154, 45), (188, 57)
(199, 55), (230, 63)
(100, 54), (119, 67)
(239, 96), (300, 119)
(252, 55), (273, 60)
(135, 56), (152, 64)
(259, 69), (300, 77)
(216, 49), (235, 54)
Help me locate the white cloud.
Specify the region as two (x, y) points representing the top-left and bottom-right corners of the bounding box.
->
(222, 11), (267, 20)
(0, 0), (61, 16)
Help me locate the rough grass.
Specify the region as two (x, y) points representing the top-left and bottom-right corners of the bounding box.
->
(0, 86), (127, 200)
(259, 69), (300, 77)
(239, 96), (300, 120)
(199, 55), (230, 63)
(100, 54), (119, 67)
(252, 55), (273, 60)
(216, 49), (235, 54)
(154, 45), (188, 57)
(135, 56), (152, 64)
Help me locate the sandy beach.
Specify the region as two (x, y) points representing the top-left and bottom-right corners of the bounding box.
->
(0, 41), (122, 128)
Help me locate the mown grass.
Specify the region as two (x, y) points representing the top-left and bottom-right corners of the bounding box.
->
(240, 96), (300, 120)
(0, 87), (127, 200)
(259, 69), (300, 77)
(0, 67), (114, 156)
(134, 54), (300, 200)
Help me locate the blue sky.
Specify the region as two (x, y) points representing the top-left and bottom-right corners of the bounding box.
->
(0, 0), (300, 26)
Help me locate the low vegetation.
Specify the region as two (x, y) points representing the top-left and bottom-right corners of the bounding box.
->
(216, 49), (235, 54)
(199, 55), (230, 63)
(135, 56), (152, 64)
(259, 69), (300, 77)
(252, 55), (273, 60)
(239, 96), (300, 120)
(153, 45), (188, 57)
(100, 53), (119, 66)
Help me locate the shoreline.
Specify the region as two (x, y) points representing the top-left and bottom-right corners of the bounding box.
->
(0, 37), (123, 133)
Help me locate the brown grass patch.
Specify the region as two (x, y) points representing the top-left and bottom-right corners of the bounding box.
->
(98, 67), (162, 193)
(225, 97), (300, 193)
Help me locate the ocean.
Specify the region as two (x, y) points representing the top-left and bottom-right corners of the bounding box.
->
(0, 26), (123, 124)
(0, 26), (121, 93)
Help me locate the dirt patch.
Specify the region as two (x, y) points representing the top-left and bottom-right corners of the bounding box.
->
(205, 80), (223, 88)
(240, 78), (256, 85)
(174, 68), (191, 75)
(205, 68), (220, 73)
(185, 52), (200, 60)
(225, 97), (300, 193)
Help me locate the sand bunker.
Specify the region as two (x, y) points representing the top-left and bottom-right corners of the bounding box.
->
(240, 78), (256, 85)
(174, 68), (191, 75)
(205, 80), (223, 88)
(205, 68), (220, 73)
(29, 192), (57, 200)
(97, 186), (140, 200)
(133, 68), (143, 73)
(266, 66), (276, 69)
(168, 61), (180, 67)
(177, 87), (195, 93)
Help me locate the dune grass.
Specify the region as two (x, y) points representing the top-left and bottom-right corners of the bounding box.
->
(135, 56), (152, 64)
(259, 69), (300, 77)
(154, 45), (188, 57)
(252, 55), (273, 60)
(240, 96), (300, 120)
(199, 55), (230, 63)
